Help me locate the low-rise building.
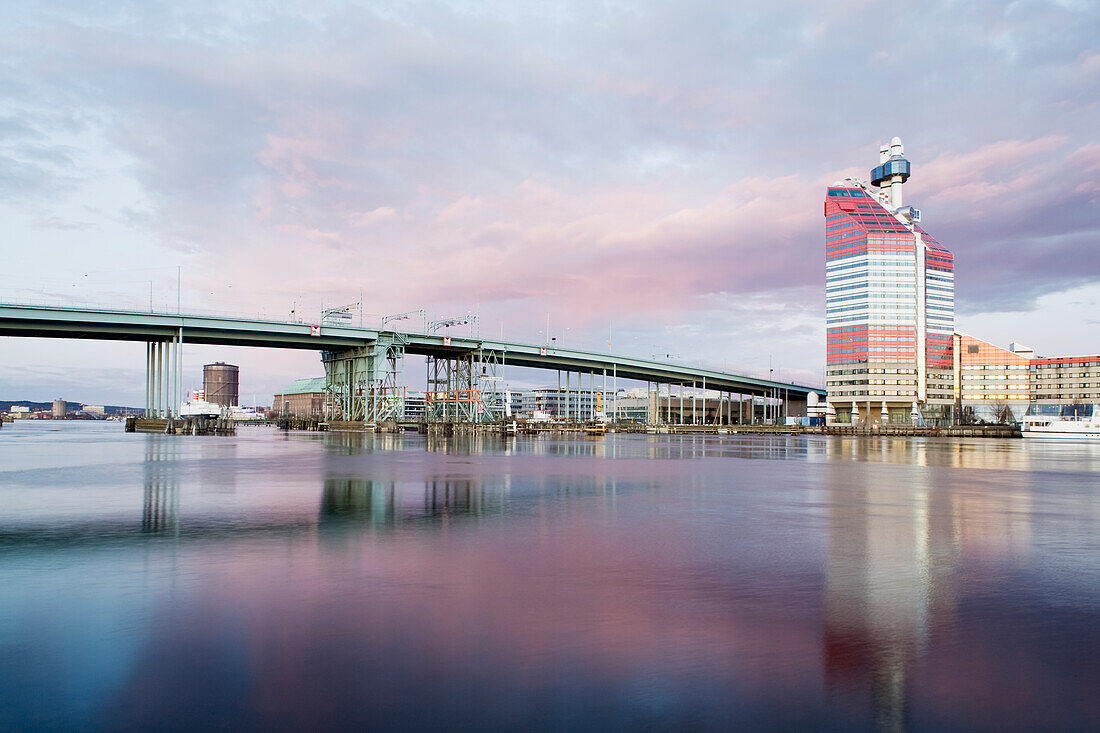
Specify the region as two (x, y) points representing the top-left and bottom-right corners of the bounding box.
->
(272, 377), (327, 418)
(521, 387), (615, 420)
(947, 334), (1100, 422)
(1029, 354), (1100, 407)
(953, 333), (1030, 423)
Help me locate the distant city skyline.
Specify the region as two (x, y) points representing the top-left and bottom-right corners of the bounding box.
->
(2, 1), (1098, 405)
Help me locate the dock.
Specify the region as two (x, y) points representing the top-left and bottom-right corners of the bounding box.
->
(125, 417), (236, 435)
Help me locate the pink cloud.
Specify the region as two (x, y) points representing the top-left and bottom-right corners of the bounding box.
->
(909, 136), (1065, 204)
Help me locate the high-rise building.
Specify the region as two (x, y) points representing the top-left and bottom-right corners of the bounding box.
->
(824, 138), (955, 425)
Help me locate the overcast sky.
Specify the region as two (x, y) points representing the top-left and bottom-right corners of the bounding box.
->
(2, 0), (1098, 405)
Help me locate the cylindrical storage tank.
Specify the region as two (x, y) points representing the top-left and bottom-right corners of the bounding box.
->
(52, 399), (67, 418)
(203, 362), (239, 407)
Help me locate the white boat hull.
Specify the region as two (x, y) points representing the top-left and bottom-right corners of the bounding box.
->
(1021, 428), (1100, 440)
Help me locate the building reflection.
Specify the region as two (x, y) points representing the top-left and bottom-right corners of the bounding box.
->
(142, 437), (179, 535)
(807, 435), (1036, 471)
(821, 437), (1033, 731)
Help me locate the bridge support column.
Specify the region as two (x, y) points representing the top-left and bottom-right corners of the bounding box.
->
(168, 335), (176, 418)
(145, 342), (151, 417)
(612, 365), (617, 423)
(154, 341), (162, 418)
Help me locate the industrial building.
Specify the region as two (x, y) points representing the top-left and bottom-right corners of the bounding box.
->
(825, 137), (955, 425)
(204, 362), (239, 407)
(272, 377), (326, 417)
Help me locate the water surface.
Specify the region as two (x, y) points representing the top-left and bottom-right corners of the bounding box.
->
(1, 422), (1098, 731)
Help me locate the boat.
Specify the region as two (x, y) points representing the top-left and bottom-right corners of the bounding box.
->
(226, 405), (264, 422)
(1020, 404), (1100, 440)
(179, 398), (223, 419)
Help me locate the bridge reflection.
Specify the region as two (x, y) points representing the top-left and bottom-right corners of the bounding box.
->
(320, 476), (506, 525)
(142, 438), (179, 535)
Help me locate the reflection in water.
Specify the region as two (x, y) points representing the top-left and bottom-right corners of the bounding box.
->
(142, 437), (179, 534)
(320, 477), (508, 525)
(825, 458), (938, 731)
(814, 435), (1042, 471)
(199, 440), (238, 495)
(320, 472), (633, 527)
(822, 438), (1039, 731)
(1, 424), (1097, 731)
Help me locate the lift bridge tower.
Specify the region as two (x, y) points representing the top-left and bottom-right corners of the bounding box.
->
(424, 315), (504, 425)
(321, 305), (416, 425)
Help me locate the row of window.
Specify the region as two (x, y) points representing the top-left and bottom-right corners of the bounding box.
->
(961, 364), (1028, 370)
(1032, 369), (1100, 375)
(1032, 362), (1100, 368)
(830, 390), (918, 397)
(827, 368), (917, 375)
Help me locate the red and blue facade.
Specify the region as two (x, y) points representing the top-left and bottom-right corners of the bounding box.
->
(824, 174), (954, 412)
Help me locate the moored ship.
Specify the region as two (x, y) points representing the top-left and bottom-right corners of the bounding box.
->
(1020, 405), (1100, 440)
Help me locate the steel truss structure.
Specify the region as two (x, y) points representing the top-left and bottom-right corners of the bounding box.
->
(322, 333), (408, 423)
(425, 349), (504, 424)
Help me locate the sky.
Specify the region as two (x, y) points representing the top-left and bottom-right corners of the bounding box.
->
(1, 0), (1098, 406)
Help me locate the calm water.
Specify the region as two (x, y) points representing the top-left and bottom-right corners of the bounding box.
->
(1, 422), (1098, 731)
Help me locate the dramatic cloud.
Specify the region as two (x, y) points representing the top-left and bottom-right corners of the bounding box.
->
(1, 0), (1097, 400)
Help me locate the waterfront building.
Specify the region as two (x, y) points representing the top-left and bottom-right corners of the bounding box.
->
(521, 387), (615, 420)
(1029, 354), (1100, 408)
(953, 333), (1030, 423)
(824, 138), (955, 425)
(272, 377), (327, 417)
(403, 392), (427, 421)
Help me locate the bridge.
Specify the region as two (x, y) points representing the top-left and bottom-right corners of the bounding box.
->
(0, 302), (816, 425)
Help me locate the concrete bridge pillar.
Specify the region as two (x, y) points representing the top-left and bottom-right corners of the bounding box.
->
(144, 331), (183, 419)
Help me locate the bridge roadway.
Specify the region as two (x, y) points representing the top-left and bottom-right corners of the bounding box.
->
(0, 303), (815, 398)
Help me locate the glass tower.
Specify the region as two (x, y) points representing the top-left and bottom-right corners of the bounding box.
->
(824, 138), (955, 425)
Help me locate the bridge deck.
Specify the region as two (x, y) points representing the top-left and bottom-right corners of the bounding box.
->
(0, 303), (816, 397)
